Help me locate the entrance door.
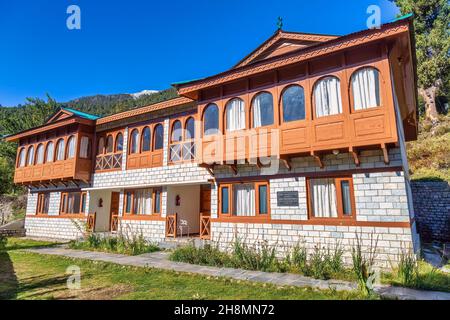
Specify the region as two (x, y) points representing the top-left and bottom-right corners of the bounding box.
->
(109, 192), (120, 232)
(200, 185), (211, 239)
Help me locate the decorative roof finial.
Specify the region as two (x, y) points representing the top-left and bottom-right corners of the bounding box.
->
(277, 16), (283, 30)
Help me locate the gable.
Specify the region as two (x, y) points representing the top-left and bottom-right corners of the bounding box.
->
(233, 30), (339, 68)
(45, 109), (73, 124)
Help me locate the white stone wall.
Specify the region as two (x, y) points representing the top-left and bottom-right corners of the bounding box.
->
(26, 191), (38, 215)
(119, 219), (166, 243)
(25, 216), (85, 240)
(270, 177), (307, 220)
(211, 222), (414, 268)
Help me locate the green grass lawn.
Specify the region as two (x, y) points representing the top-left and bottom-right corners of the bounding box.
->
(0, 238), (368, 300)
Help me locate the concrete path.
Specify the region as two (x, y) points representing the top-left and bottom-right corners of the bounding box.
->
(26, 246), (450, 300)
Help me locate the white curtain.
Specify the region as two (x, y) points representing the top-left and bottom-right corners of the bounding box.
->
(131, 131), (139, 153)
(314, 77), (342, 117)
(233, 184), (255, 216)
(253, 96), (262, 128)
(26, 146), (34, 166)
(46, 142), (54, 163)
(67, 137), (76, 159)
(310, 178), (338, 218)
(226, 99), (245, 131)
(80, 137), (90, 158)
(352, 68), (380, 110)
(56, 140), (65, 160)
(18, 149), (26, 167)
(134, 189), (153, 215)
(36, 145), (44, 164)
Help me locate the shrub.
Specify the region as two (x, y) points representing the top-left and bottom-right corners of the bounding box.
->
(351, 232), (378, 296)
(170, 243), (231, 267)
(0, 235), (7, 250)
(290, 243), (308, 273)
(397, 250), (419, 287)
(231, 238), (278, 272)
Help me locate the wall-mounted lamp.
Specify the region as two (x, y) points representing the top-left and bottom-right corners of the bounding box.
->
(98, 198), (103, 208)
(332, 149), (340, 155)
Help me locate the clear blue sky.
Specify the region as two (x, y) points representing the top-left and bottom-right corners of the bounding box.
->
(0, 0), (400, 106)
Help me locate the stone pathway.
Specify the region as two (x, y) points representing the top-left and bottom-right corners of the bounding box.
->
(26, 246), (450, 300)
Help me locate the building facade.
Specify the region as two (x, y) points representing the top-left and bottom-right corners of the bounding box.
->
(7, 17), (420, 267)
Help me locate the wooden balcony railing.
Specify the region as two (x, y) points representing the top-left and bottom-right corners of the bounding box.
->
(165, 213), (177, 238)
(95, 152), (122, 172)
(169, 142), (195, 163)
(200, 213), (211, 240)
(110, 214), (119, 232)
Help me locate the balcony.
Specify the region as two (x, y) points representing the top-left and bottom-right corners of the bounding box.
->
(95, 152), (123, 172)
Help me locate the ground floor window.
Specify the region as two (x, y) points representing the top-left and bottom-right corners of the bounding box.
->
(36, 193), (50, 215)
(124, 188), (162, 215)
(307, 176), (355, 219)
(219, 182), (269, 217)
(60, 191), (86, 214)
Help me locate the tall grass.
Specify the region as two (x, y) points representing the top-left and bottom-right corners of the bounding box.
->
(397, 250), (419, 287)
(351, 232), (378, 295)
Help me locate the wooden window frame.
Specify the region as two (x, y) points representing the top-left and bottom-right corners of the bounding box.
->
(65, 135), (76, 159)
(202, 103), (220, 136)
(311, 74), (344, 120)
(153, 124), (164, 151)
(218, 181), (270, 219)
(348, 65), (384, 114)
(79, 135), (92, 159)
(115, 132), (124, 153)
(279, 84), (308, 125)
(169, 116), (196, 164)
(250, 91), (275, 129)
(36, 193), (50, 215)
(141, 126), (152, 153)
(123, 188), (162, 217)
(17, 147), (26, 168)
(306, 176), (356, 222)
(60, 191), (86, 215)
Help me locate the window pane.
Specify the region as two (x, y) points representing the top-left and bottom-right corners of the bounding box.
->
(341, 180), (352, 215)
(56, 140), (65, 160)
(185, 118), (195, 139)
(67, 136), (76, 159)
(67, 193), (81, 214)
(126, 192), (132, 213)
(352, 68), (380, 110)
(130, 130), (139, 153)
(27, 146), (34, 166)
(233, 184), (255, 216)
(171, 121), (182, 142)
(310, 178), (338, 218)
(282, 85), (305, 122)
(221, 187), (229, 214)
(314, 77), (343, 117)
(133, 189), (152, 215)
(81, 193), (86, 213)
(226, 98), (245, 131)
(105, 136), (114, 153)
(80, 137), (90, 158)
(154, 125), (164, 150)
(115, 133), (123, 152)
(36, 144), (44, 164)
(253, 92), (274, 127)
(142, 127), (151, 152)
(45, 142), (54, 163)
(258, 185), (268, 214)
(97, 137), (105, 155)
(154, 190), (161, 214)
(18, 148), (26, 167)
(43, 194), (50, 214)
(203, 104), (219, 135)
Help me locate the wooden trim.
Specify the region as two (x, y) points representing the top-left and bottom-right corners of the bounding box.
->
(120, 215), (165, 221)
(26, 214), (87, 219)
(122, 188), (162, 217)
(210, 217), (411, 228)
(59, 191), (85, 215)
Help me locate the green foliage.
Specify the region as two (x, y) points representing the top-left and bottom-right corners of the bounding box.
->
(351, 232), (379, 296)
(397, 250), (419, 286)
(69, 233), (159, 256)
(0, 235), (7, 251)
(392, 0), (450, 94)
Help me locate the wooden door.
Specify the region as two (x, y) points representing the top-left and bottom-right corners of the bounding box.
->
(109, 192), (120, 232)
(200, 186), (211, 215)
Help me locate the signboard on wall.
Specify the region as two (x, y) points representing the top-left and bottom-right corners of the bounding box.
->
(276, 191), (299, 207)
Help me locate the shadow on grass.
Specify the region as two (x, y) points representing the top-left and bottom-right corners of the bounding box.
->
(0, 252), (18, 299)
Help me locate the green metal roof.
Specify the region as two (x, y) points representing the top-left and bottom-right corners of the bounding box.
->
(61, 107), (100, 120)
(391, 13), (413, 23)
(171, 78), (205, 86)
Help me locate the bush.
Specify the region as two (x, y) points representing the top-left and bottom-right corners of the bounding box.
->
(351, 232), (378, 296)
(397, 250), (419, 287)
(0, 235), (7, 250)
(69, 232), (159, 256)
(170, 243), (231, 267)
(231, 239), (278, 272)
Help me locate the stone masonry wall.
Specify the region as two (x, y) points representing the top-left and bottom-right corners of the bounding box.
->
(118, 219), (166, 243)
(25, 216), (85, 240)
(412, 181), (450, 242)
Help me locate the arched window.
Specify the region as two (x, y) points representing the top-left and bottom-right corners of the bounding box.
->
(282, 85), (305, 122)
(141, 127), (151, 152)
(79, 136), (91, 158)
(97, 137), (105, 155)
(18, 148), (26, 167)
(66, 136), (76, 159)
(252, 92), (274, 127)
(171, 120), (182, 142)
(185, 117), (195, 140)
(45, 142), (54, 163)
(56, 139), (65, 161)
(203, 104), (219, 135)
(115, 133), (123, 152)
(154, 124), (164, 150)
(351, 67), (381, 110)
(314, 76), (342, 117)
(26, 146), (35, 166)
(36, 144), (44, 164)
(105, 135), (114, 153)
(130, 129), (139, 154)
(225, 98), (245, 131)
